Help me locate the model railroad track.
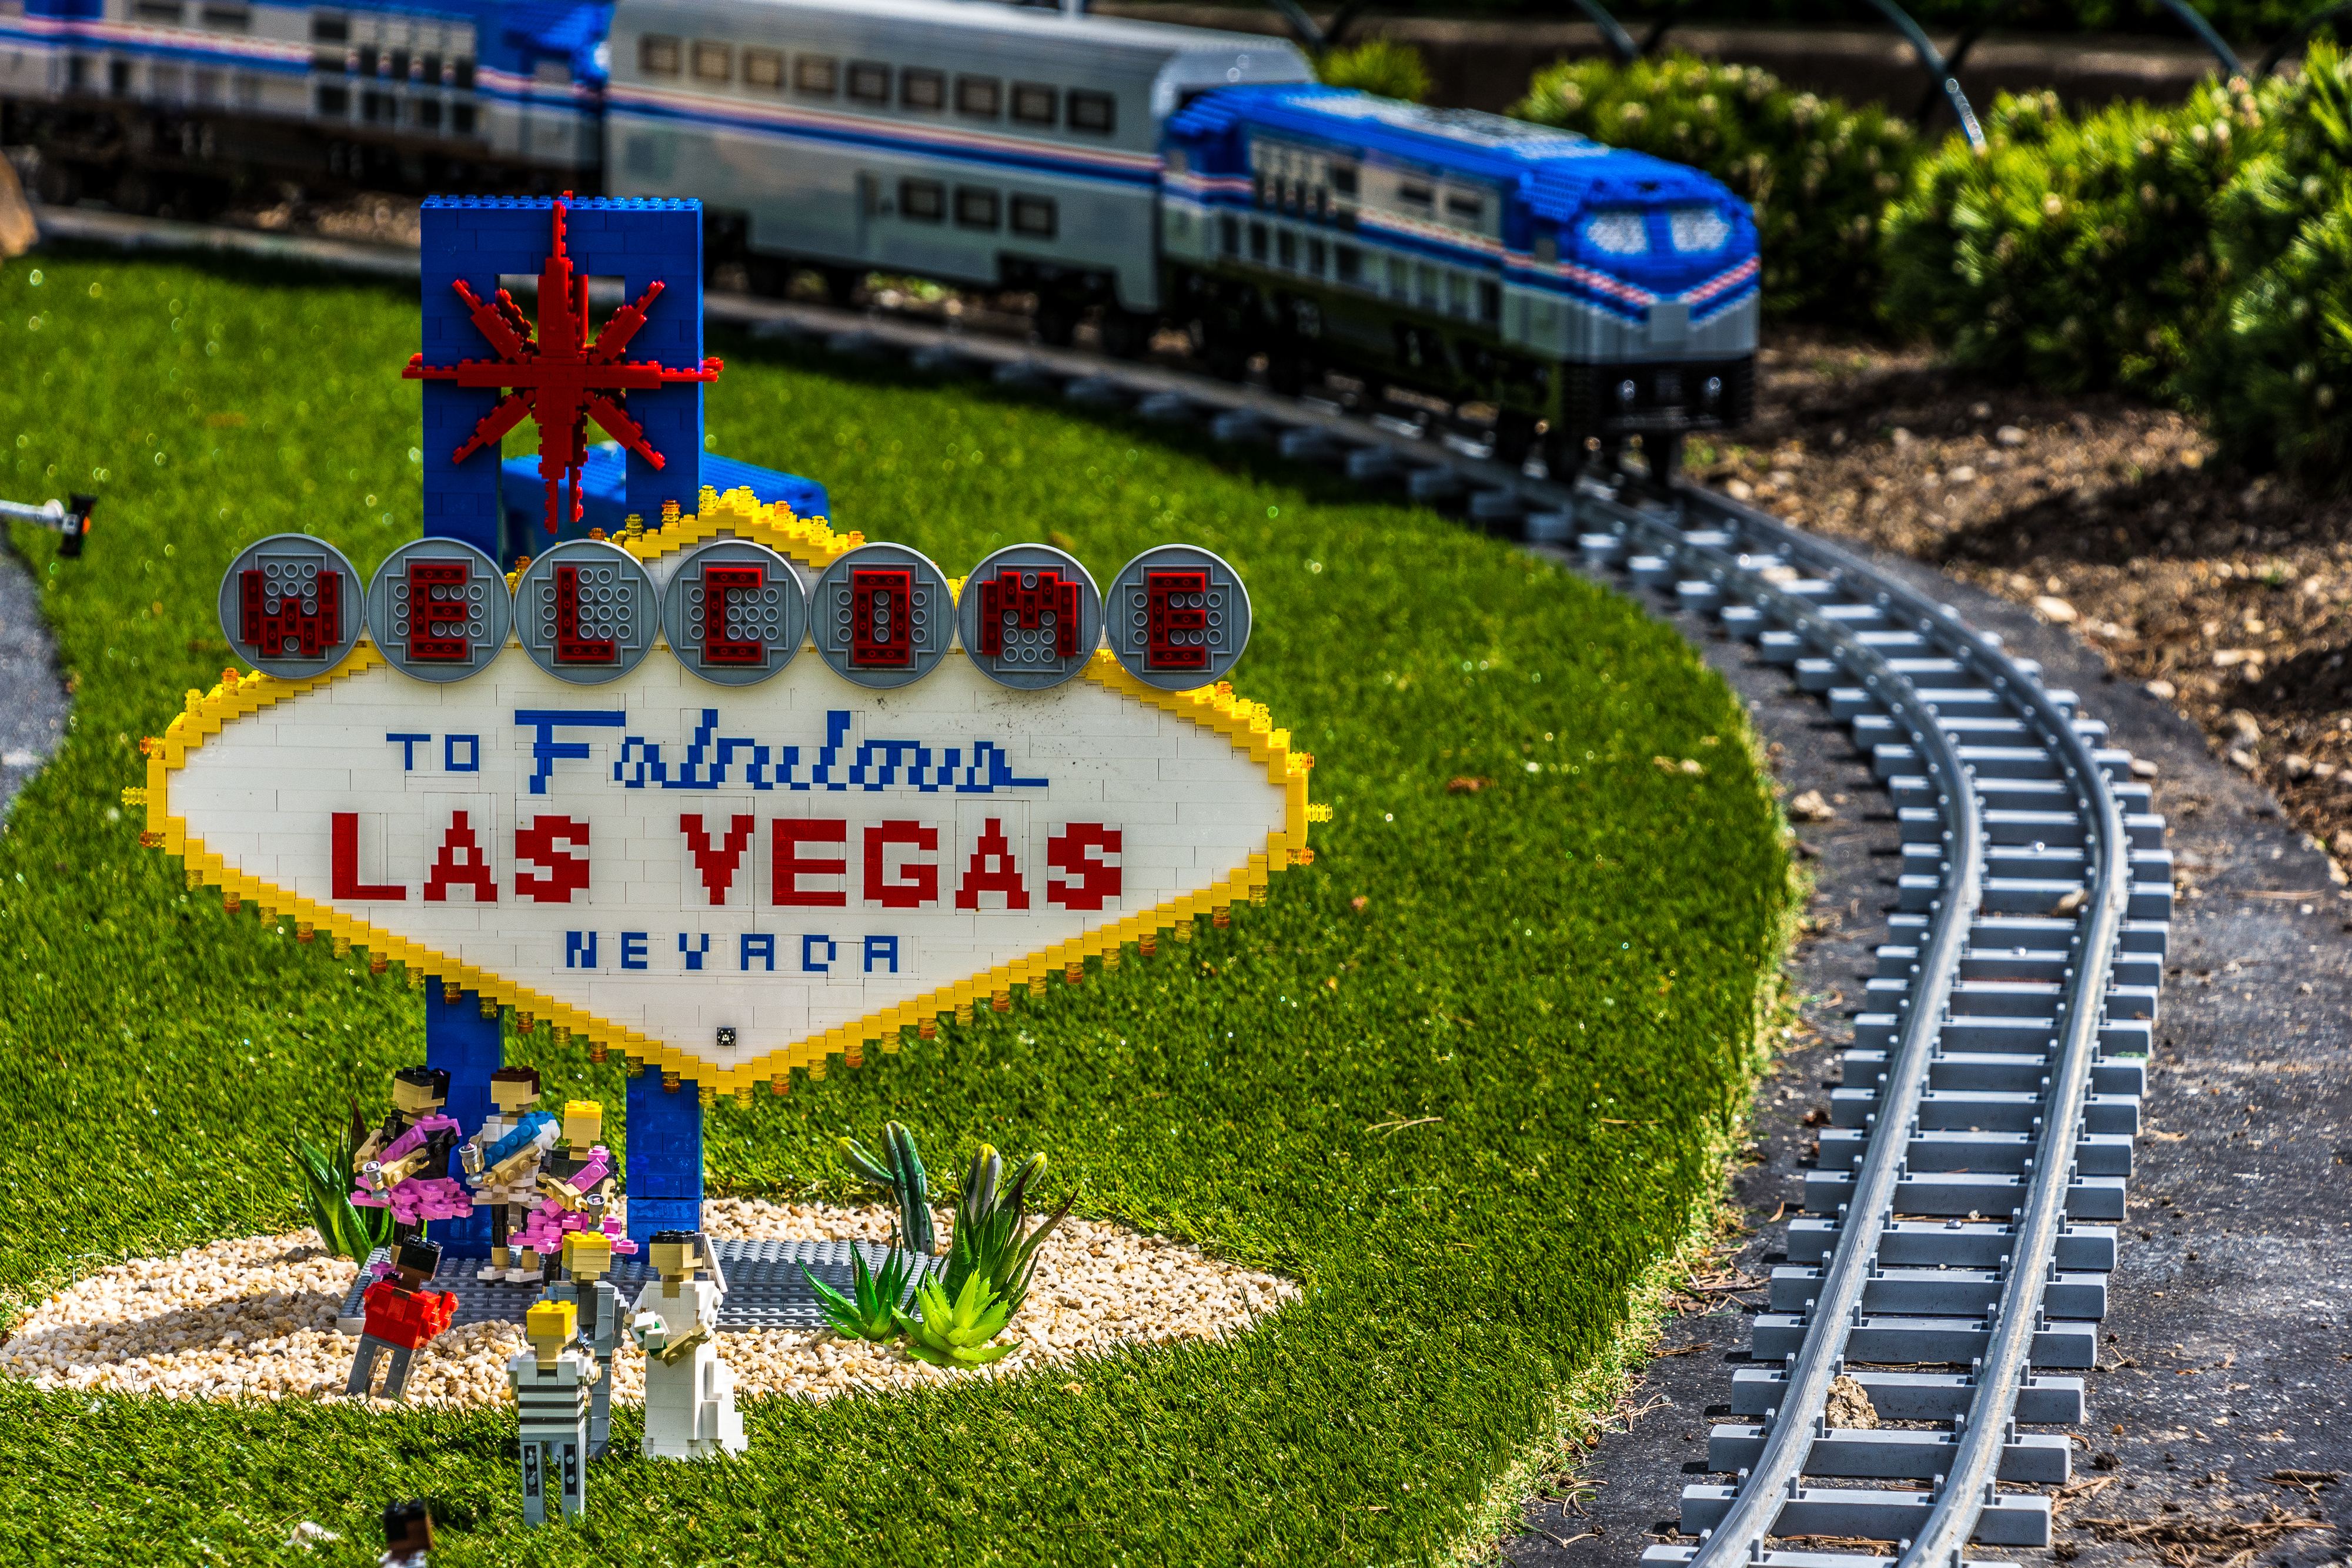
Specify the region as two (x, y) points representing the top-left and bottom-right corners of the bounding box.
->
(47, 209), (2170, 1568)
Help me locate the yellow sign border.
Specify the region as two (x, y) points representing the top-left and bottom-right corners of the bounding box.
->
(142, 494), (1318, 1097)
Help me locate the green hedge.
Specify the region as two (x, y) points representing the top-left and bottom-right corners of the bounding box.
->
(1879, 79), (2282, 397)
(1512, 52), (1917, 323)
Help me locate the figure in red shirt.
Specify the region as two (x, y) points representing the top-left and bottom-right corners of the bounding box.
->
(345, 1239), (458, 1401)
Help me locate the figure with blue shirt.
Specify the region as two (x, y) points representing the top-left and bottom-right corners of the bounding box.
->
(461, 1065), (560, 1283)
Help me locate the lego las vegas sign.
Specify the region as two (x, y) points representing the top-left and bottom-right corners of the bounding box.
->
(141, 502), (1317, 1096)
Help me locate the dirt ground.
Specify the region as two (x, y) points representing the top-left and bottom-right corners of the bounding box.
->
(1706, 330), (2352, 882)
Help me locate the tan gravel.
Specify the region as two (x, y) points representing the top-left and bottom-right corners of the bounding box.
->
(0, 1201), (1296, 1410)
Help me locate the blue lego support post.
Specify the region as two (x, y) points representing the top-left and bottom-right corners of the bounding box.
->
(625, 1070), (705, 1249)
(413, 195), (707, 1252)
(423, 986), (502, 1256)
(416, 195), (707, 559)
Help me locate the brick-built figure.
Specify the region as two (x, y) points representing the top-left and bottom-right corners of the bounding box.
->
(513, 1099), (637, 1278)
(380, 1499), (435, 1566)
(462, 1065), (560, 1283)
(628, 1230), (746, 1460)
(509, 1298), (599, 1526)
(352, 1066), (469, 1245)
(548, 1230), (619, 1458)
(345, 1239), (458, 1401)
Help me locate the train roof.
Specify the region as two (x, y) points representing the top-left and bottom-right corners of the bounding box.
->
(1169, 84), (1745, 216)
(615, 0), (1311, 72)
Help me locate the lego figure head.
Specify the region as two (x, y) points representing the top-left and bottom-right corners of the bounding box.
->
(526, 1298), (578, 1367)
(560, 1099), (603, 1149)
(392, 1238), (442, 1290)
(489, 1065), (542, 1116)
(646, 1229), (705, 1282)
(381, 1500), (433, 1566)
(391, 1066), (450, 1118)
(563, 1230), (612, 1283)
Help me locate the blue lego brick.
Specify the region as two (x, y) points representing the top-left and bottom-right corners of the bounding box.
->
(423, 988), (503, 1259)
(624, 1068), (704, 1251)
(499, 443), (830, 560)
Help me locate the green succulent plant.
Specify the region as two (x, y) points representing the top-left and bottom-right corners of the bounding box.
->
(802, 1245), (917, 1343)
(287, 1102), (392, 1262)
(940, 1144), (1075, 1319)
(895, 1269), (1018, 1369)
(838, 1121), (934, 1258)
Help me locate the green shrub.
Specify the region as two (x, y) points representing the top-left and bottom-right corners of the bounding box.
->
(1880, 79), (2282, 398)
(1314, 38), (1431, 103)
(2187, 42), (2352, 486)
(1511, 51), (1917, 322)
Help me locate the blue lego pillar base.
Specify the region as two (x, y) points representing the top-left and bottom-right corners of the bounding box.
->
(423, 988), (502, 1258)
(625, 1069), (704, 1250)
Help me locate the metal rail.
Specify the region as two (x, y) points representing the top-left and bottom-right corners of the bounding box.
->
(31, 203), (2160, 1564)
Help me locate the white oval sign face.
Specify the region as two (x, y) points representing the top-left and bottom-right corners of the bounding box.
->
(146, 637), (1311, 1092)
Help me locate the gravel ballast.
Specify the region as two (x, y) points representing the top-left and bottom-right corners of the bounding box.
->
(1, 1199), (1297, 1409)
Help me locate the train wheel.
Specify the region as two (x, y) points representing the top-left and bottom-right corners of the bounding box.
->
(742, 255), (789, 298)
(818, 266), (863, 306)
(1034, 295), (1081, 348)
(30, 158), (80, 207)
(1541, 430), (1588, 483)
(1265, 347), (1309, 398)
(1098, 307), (1156, 360)
(111, 169), (159, 217)
(1491, 411), (1538, 469)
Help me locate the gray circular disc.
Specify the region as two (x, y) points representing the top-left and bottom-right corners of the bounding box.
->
(512, 540), (658, 686)
(363, 537), (512, 684)
(954, 544), (1101, 691)
(216, 533), (365, 679)
(809, 543), (953, 690)
(1106, 544), (1252, 691)
(660, 540), (807, 687)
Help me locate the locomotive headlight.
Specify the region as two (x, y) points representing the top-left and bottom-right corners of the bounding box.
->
(1703, 376), (1723, 406)
(1616, 379), (1637, 406)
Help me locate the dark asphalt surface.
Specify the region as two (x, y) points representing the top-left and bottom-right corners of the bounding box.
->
(0, 542), (66, 822)
(1503, 541), (2352, 1568)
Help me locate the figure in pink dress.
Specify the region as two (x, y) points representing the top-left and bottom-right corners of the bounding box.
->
(352, 1066), (469, 1245)
(511, 1099), (636, 1276)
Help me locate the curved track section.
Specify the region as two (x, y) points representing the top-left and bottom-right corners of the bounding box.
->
(36, 210), (2168, 1567)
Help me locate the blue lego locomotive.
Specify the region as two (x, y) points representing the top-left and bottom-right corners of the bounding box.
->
(1, 0), (1758, 467)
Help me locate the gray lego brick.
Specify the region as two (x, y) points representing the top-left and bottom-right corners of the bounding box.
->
(333, 1238), (941, 1334)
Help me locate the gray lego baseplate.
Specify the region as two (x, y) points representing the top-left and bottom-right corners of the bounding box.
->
(334, 1238), (941, 1335)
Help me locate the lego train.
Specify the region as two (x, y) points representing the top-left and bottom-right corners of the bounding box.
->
(1, 0), (1758, 466)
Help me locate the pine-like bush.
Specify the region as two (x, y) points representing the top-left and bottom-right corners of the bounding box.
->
(2187, 43), (2352, 487)
(1879, 79), (2283, 398)
(1315, 38), (1432, 103)
(1511, 51), (1917, 322)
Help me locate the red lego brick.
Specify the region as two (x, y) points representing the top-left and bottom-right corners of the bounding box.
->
(360, 1277), (458, 1349)
(514, 815), (591, 903)
(848, 567), (914, 668)
(553, 564), (616, 664)
(682, 813), (757, 905)
(1145, 570), (1211, 673)
(863, 821), (938, 909)
(773, 820), (848, 907)
(701, 564), (766, 666)
(405, 559), (473, 663)
(954, 817), (1030, 910)
(423, 810), (499, 903)
(1045, 823), (1123, 911)
(975, 567), (1080, 660)
(332, 813), (407, 901)
(240, 563), (343, 660)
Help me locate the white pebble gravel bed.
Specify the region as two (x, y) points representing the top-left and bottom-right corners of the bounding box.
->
(0, 1199), (1298, 1410)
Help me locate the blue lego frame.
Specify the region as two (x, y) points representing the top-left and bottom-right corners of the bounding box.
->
(497, 443), (830, 565)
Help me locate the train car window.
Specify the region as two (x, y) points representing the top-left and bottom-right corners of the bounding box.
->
(135, 0), (181, 21)
(901, 179), (944, 222)
(691, 41), (730, 82)
(1385, 256), (1406, 298)
(639, 35), (681, 76)
(954, 187), (1000, 229)
(1667, 206), (1731, 253)
(415, 96), (440, 129)
(1328, 163), (1357, 196)
(361, 88), (392, 122)
(1011, 194), (1055, 238)
(956, 75), (1000, 117)
(201, 5), (248, 29)
(420, 52), (441, 83)
(1219, 215), (1238, 255)
(1582, 211), (1648, 255)
(1250, 174), (1266, 209)
(1248, 222), (1267, 262)
(310, 49), (345, 72)
(355, 43), (376, 73)
(1446, 270), (1468, 316)
(847, 60), (888, 103)
(1478, 279), (1501, 324)
(794, 54), (837, 95)
(1067, 89), (1114, 135)
(1445, 192), (1482, 222)
(310, 12), (346, 42)
(1276, 230), (1295, 269)
(1415, 263), (1437, 308)
(452, 101), (475, 131)
(316, 82), (348, 113)
(1307, 238), (1325, 275)
(1396, 181), (1432, 209)
(388, 47), (408, 78)
(901, 68), (943, 111)
(1010, 81), (1056, 125)
(1335, 245), (1361, 283)
(453, 56), (474, 89)
(744, 48), (782, 88)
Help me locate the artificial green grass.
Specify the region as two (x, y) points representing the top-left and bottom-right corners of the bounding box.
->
(0, 249), (1790, 1566)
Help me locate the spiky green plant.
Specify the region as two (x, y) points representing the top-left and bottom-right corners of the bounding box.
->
(801, 1245), (916, 1342)
(286, 1102), (392, 1262)
(894, 1269), (1018, 1369)
(1314, 38), (1430, 104)
(837, 1121), (933, 1257)
(940, 1145), (1075, 1319)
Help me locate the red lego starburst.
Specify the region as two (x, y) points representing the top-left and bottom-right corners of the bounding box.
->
(403, 195), (723, 534)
